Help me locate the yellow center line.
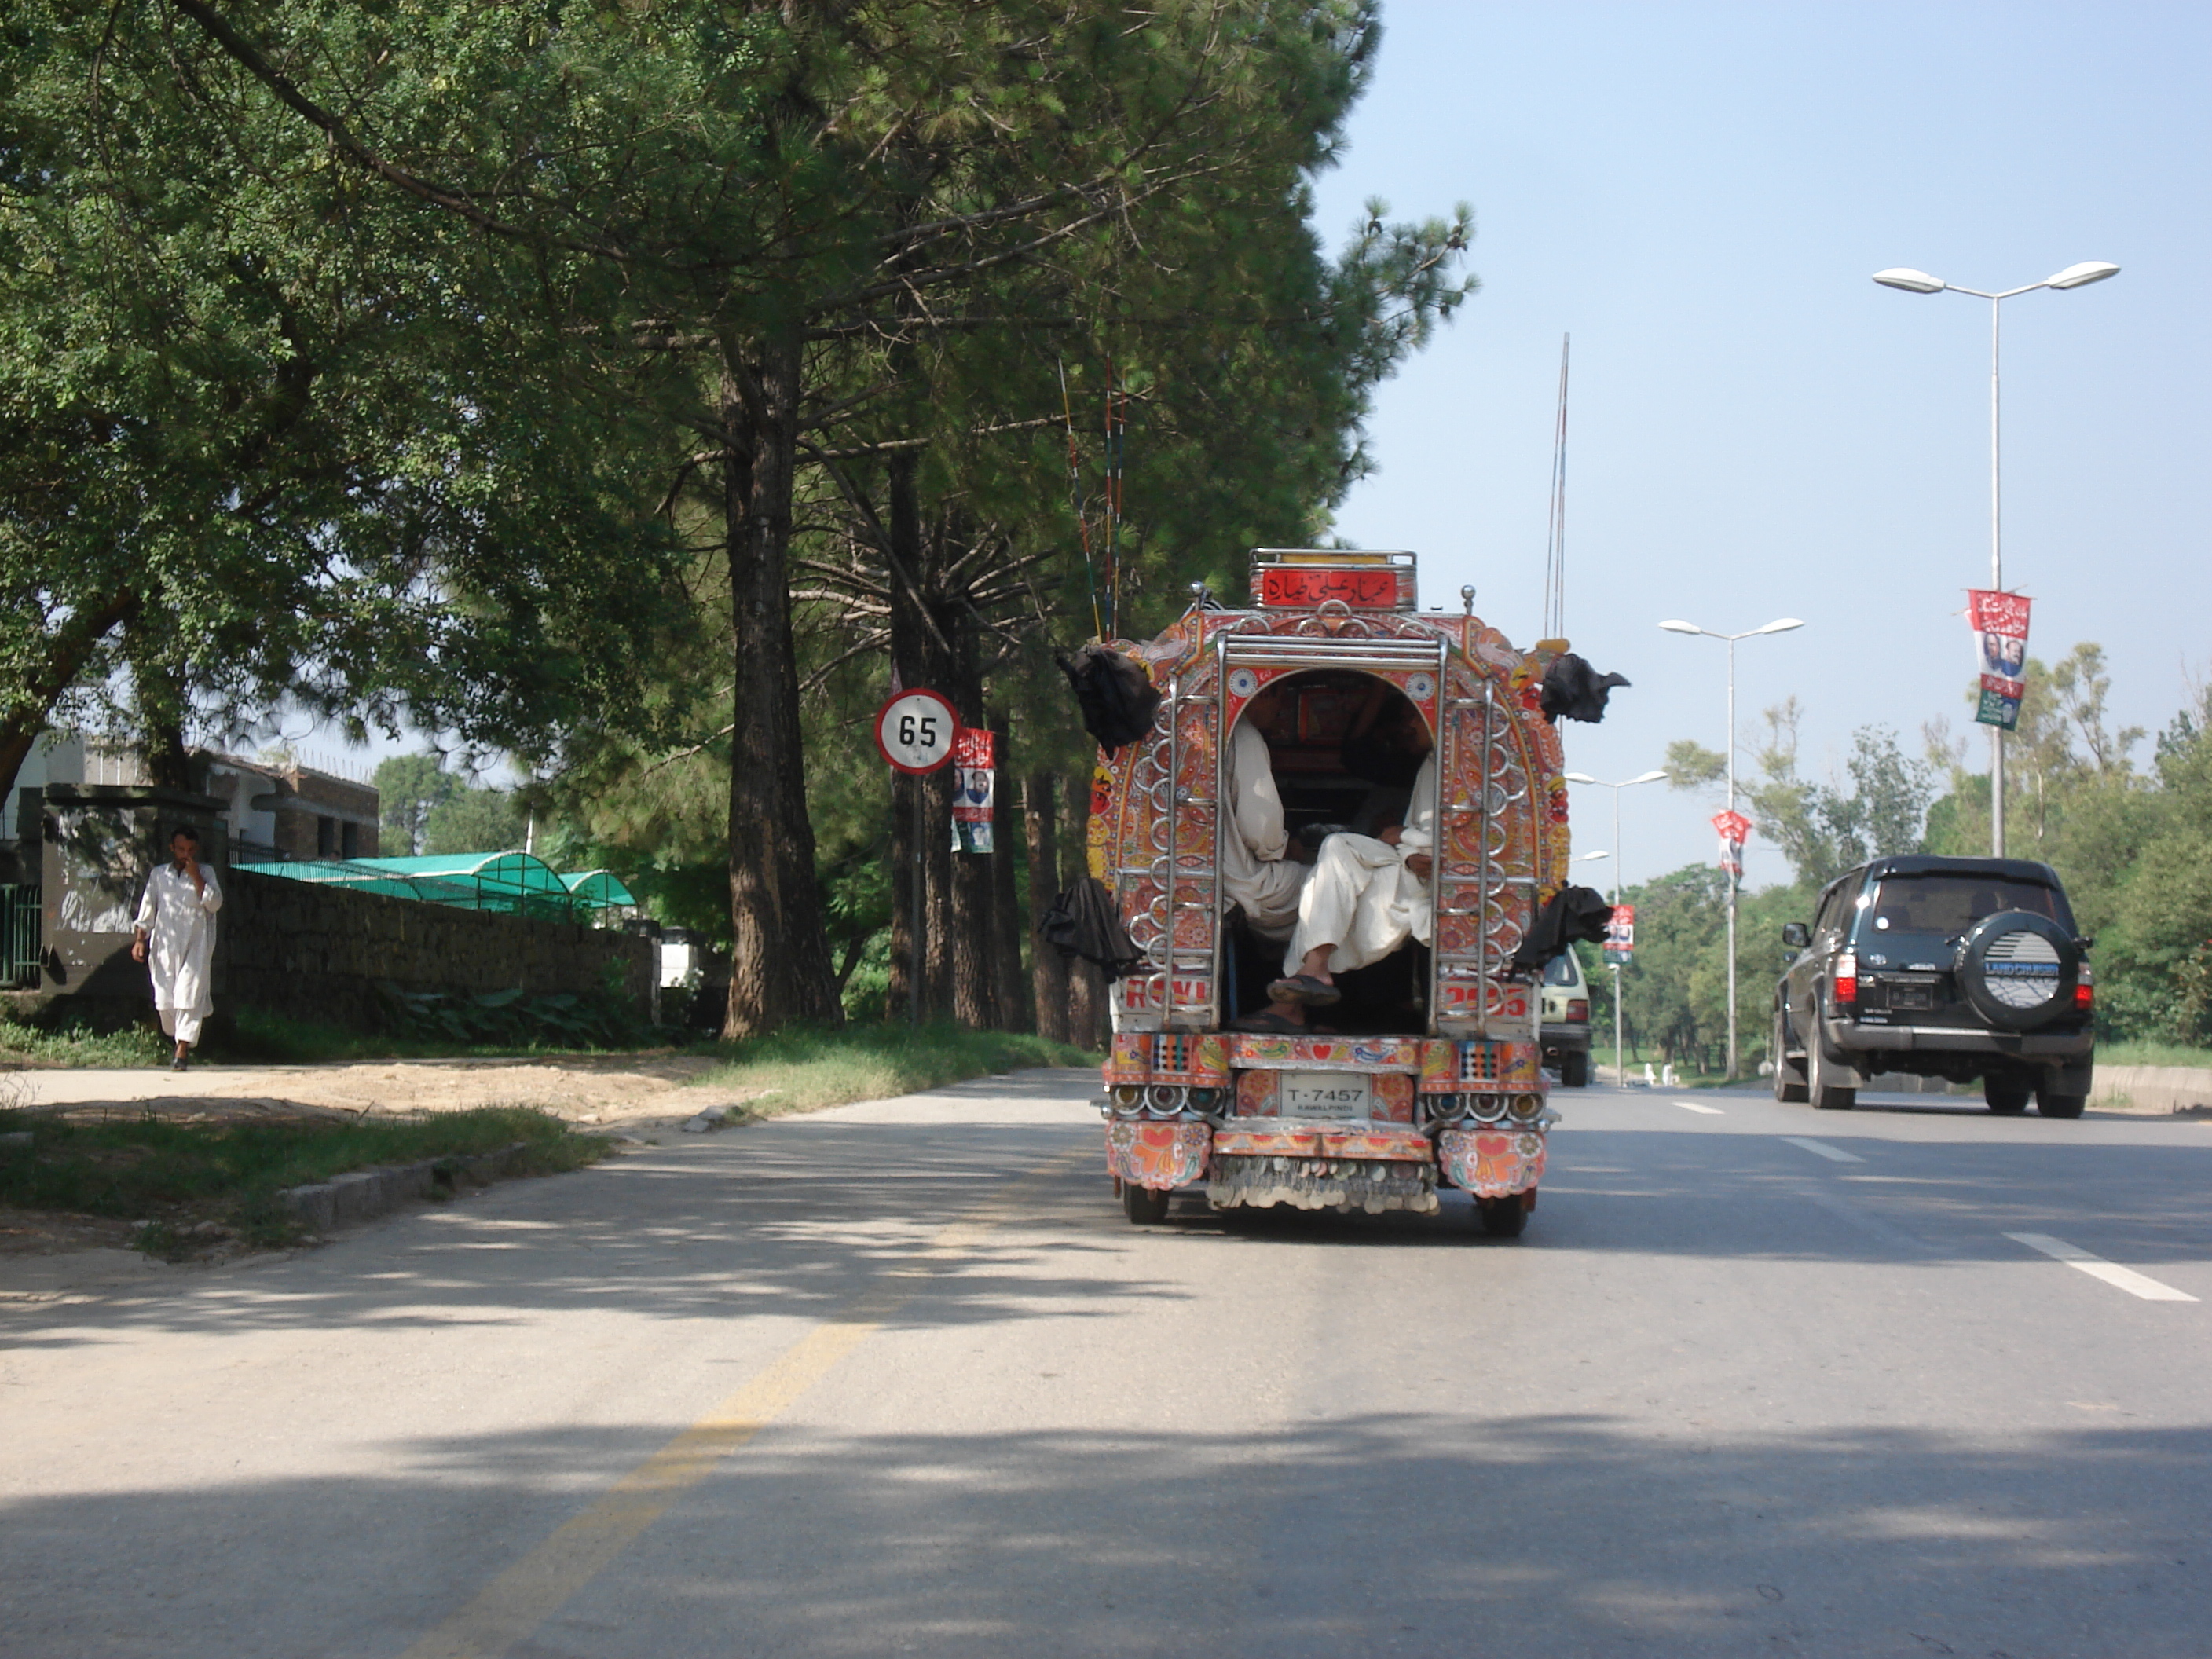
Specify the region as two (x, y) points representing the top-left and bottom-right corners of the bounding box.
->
(401, 1145), (1092, 1659)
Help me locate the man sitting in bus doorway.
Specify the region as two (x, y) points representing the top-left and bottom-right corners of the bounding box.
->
(1266, 690), (1437, 1021)
(1221, 684), (1311, 993)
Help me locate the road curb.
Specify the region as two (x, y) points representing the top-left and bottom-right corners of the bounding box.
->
(278, 1141), (531, 1234)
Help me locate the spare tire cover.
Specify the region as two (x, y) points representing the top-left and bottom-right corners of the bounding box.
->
(1955, 910), (2080, 1031)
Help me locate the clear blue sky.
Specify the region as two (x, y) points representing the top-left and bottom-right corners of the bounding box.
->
(1306, 0), (2210, 892)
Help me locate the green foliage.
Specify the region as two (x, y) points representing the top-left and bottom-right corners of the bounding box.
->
(1, 0), (690, 795)
(0, 1006), (167, 1068)
(372, 983), (650, 1050)
(373, 756), (463, 856)
(423, 786), (526, 856)
(0, 1103), (603, 1252)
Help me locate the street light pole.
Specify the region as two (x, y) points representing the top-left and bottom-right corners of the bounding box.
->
(1658, 617), (1804, 1081)
(1872, 260), (2119, 858)
(1563, 768), (1666, 1086)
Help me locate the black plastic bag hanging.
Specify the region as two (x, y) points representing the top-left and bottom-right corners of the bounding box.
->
(1055, 643), (1162, 753)
(1539, 654), (1631, 724)
(1038, 876), (1146, 981)
(1512, 885), (1615, 971)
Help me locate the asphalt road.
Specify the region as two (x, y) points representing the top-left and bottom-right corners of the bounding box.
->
(4, 1068), (2209, 1658)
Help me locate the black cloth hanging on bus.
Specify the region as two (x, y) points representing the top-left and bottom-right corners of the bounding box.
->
(1038, 876), (1145, 981)
(1511, 884), (1614, 970)
(1539, 654), (1631, 724)
(1056, 643), (1162, 753)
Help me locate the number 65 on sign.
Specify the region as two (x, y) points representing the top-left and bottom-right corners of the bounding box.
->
(873, 689), (958, 775)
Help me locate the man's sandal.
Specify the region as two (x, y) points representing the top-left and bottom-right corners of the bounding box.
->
(1265, 973), (1342, 1007)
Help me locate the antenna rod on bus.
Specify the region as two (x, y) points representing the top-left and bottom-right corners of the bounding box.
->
(1544, 334), (1570, 640)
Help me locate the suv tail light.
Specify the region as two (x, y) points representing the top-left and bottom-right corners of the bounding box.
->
(1566, 998), (1589, 1023)
(1833, 954), (1858, 1006)
(2076, 961), (2095, 1011)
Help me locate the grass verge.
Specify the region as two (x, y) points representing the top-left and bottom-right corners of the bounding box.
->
(0, 1018), (169, 1069)
(690, 1022), (1098, 1116)
(0, 1104), (606, 1258)
(2093, 1041), (2212, 1071)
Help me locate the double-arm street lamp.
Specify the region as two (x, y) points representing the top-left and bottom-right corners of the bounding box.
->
(1564, 769), (1667, 1086)
(1871, 260), (2120, 855)
(1657, 617), (1804, 1081)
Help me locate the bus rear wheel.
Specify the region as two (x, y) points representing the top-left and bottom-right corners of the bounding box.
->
(1121, 1182), (1171, 1225)
(1478, 1195), (1529, 1239)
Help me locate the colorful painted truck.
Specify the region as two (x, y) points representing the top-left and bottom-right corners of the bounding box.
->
(1093, 549), (1573, 1236)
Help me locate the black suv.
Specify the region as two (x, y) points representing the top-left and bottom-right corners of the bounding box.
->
(1772, 856), (2094, 1117)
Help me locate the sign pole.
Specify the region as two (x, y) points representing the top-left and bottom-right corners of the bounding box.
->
(873, 687), (958, 1028)
(910, 776), (925, 1027)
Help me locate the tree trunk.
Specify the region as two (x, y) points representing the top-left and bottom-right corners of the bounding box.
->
(885, 453), (956, 1024)
(887, 766), (916, 1021)
(722, 334), (841, 1037)
(1024, 769), (1069, 1044)
(1064, 768), (1108, 1051)
(987, 712), (1028, 1032)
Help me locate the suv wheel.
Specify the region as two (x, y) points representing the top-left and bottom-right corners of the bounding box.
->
(1983, 1076), (2031, 1115)
(2036, 1086), (2087, 1120)
(1807, 1038), (1856, 1111)
(1772, 1011), (1808, 1103)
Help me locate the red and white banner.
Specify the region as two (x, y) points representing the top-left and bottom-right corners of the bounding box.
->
(1968, 589), (2031, 731)
(951, 727), (997, 853)
(1712, 809), (1752, 881)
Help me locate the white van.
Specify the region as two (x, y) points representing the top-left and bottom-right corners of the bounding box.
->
(1539, 949), (1592, 1087)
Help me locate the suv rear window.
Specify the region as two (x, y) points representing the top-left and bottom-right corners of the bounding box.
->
(1862, 875), (2070, 939)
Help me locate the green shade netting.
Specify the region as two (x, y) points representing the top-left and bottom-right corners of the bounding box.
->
(234, 851), (634, 914)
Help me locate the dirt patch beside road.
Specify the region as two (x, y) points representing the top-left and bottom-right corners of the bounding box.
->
(13, 1053), (742, 1130)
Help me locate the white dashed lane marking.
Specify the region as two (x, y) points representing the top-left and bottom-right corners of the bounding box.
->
(2005, 1232), (2199, 1302)
(1782, 1136), (1865, 1164)
(1674, 1101), (1725, 1115)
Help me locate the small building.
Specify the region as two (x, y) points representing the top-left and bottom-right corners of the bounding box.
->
(5, 737), (379, 877)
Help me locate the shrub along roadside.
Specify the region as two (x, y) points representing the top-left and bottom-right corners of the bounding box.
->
(690, 1023), (1099, 1117)
(0, 1105), (606, 1258)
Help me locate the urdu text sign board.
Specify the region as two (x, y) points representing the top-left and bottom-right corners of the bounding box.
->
(1255, 565), (1415, 611)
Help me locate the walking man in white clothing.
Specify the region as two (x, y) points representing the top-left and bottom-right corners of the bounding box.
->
(130, 826), (223, 1072)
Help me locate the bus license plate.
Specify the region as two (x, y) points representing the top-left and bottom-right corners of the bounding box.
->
(1281, 1072), (1372, 1119)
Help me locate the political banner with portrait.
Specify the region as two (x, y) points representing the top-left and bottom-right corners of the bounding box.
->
(1968, 589), (2031, 731)
(951, 727), (997, 854)
(1712, 809), (1751, 882)
(1603, 904), (1635, 966)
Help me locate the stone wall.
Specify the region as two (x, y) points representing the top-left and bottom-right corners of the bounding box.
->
(215, 868), (654, 1032)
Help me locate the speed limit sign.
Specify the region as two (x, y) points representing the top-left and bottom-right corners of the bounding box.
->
(873, 689), (958, 774)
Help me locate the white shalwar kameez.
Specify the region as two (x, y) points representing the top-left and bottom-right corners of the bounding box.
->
(1285, 755), (1437, 976)
(134, 862), (223, 1045)
(1219, 720), (1307, 942)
